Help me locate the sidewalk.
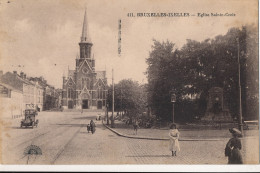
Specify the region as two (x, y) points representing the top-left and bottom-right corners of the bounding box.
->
(103, 120), (259, 141)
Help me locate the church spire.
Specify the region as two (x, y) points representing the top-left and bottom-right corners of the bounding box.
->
(81, 9), (92, 43)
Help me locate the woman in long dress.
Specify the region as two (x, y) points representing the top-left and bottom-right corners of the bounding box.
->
(225, 128), (243, 164)
(169, 123), (180, 156)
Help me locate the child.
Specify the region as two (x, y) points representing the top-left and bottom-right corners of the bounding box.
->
(169, 123), (180, 156)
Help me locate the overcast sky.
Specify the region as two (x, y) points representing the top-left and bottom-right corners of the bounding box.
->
(0, 0), (257, 88)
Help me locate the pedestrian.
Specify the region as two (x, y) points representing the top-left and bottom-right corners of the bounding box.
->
(133, 119), (139, 135)
(225, 128), (243, 164)
(90, 120), (96, 134)
(87, 124), (90, 133)
(169, 123), (180, 156)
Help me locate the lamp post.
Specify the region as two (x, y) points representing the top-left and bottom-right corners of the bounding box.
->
(106, 103), (109, 125)
(111, 68), (115, 128)
(170, 92), (176, 123)
(237, 37), (243, 136)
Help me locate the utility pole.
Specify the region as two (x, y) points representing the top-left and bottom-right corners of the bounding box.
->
(120, 83), (122, 117)
(172, 103), (175, 123)
(237, 37), (243, 136)
(106, 103), (109, 125)
(111, 68), (115, 128)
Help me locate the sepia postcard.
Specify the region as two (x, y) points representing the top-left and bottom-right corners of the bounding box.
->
(0, 0), (259, 171)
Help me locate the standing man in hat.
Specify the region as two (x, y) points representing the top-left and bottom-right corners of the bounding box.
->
(225, 128), (243, 164)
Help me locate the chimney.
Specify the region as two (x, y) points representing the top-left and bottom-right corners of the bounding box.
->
(20, 72), (24, 78)
(13, 71), (17, 75)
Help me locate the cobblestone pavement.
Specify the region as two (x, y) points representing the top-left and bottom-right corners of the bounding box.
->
(1, 112), (258, 165)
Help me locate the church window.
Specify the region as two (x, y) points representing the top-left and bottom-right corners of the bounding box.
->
(81, 78), (90, 89)
(82, 67), (88, 74)
(87, 78), (90, 89)
(103, 91), (106, 99)
(98, 88), (102, 99)
(81, 78), (85, 89)
(68, 88), (73, 99)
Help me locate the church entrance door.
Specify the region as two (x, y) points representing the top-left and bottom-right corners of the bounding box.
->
(82, 99), (89, 109)
(97, 101), (102, 109)
(68, 100), (73, 109)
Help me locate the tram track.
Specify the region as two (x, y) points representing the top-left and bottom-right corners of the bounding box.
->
(2, 113), (97, 164)
(17, 116), (90, 164)
(14, 117), (75, 148)
(50, 124), (84, 164)
(13, 114), (96, 148)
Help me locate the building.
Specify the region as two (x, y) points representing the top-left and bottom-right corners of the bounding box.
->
(0, 82), (23, 119)
(0, 71), (44, 112)
(30, 76), (61, 111)
(62, 10), (108, 110)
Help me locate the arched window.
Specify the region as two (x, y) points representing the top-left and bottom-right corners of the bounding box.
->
(81, 78), (84, 89)
(87, 78), (90, 89)
(68, 88), (73, 99)
(98, 88), (102, 99)
(81, 78), (90, 89)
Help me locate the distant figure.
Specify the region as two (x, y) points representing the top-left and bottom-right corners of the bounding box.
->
(96, 114), (101, 121)
(169, 123), (180, 156)
(225, 128), (243, 164)
(81, 108), (83, 114)
(133, 119), (139, 135)
(90, 120), (96, 134)
(87, 124), (91, 133)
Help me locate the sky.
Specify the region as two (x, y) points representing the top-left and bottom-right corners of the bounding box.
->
(0, 0), (258, 88)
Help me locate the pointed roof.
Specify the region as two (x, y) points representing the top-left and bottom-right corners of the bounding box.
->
(96, 71), (106, 79)
(81, 9), (92, 43)
(78, 59), (93, 73)
(68, 70), (75, 77)
(94, 78), (107, 88)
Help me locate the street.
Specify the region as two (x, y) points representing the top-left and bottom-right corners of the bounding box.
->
(1, 111), (258, 164)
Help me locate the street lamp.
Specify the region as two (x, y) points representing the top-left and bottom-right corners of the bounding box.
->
(236, 37), (243, 136)
(111, 68), (115, 128)
(170, 91), (176, 123)
(106, 103), (109, 125)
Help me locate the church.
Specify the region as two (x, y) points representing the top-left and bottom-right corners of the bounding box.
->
(62, 10), (108, 110)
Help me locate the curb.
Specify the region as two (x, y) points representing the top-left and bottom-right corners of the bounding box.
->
(102, 122), (224, 141)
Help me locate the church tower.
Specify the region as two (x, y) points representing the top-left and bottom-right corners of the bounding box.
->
(62, 10), (107, 110)
(79, 10), (93, 60)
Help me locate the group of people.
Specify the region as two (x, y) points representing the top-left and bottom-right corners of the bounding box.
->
(167, 123), (243, 164)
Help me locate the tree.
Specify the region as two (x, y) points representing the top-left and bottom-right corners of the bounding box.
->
(107, 79), (147, 121)
(146, 25), (258, 122)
